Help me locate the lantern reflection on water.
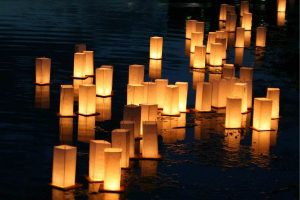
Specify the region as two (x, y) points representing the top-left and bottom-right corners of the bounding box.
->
(155, 79), (168, 109)
(123, 105), (141, 138)
(103, 148), (122, 191)
(112, 129), (130, 168)
(59, 118), (73, 145)
(196, 21), (205, 33)
(224, 129), (241, 151)
(175, 82), (188, 112)
(219, 4), (228, 21)
(149, 59), (162, 79)
(252, 130), (271, 156)
(209, 73), (222, 82)
(195, 82), (212, 112)
(120, 120), (135, 158)
(127, 84), (144, 106)
(225, 97), (242, 128)
(128, 64), (144, 84)
(240, 1), (249, 16)
(96, 97), (111, 122)
(235, 27), (245, 48)
(35, 85), (50, 109)
(241, 12), (252, 31)
(210, 43), (223, 66)
(240, 67), (253, 108)
(244, 31), (251, 47)
(96, 66), (113, 97)
(59, 85), (74, 117)
(78, 116), (95, 143)
(267, 88), (280, 119)
(142, 121), (159, 158)
(140, 160), (157, 177)
(277, 11), (286, 26)
(256, 27), (267, 47)
(234, 47), (244, 66)
(83, 51), (94, 76)
(253, 98), (272, 131)
(35, 57), (51, 85)
(149, 36), (163, 59)
(52, 188), (75, 200)
(226, 13), (237, 32)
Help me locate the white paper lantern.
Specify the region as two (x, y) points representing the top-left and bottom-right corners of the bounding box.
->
(219, 4), (228, 21)
(103, 148), (122, 191)
(120, 120), (135, 158)
(123, 105), (141, 138)
(196, 21), (205, 33)
(192, 70), (206, 89)
(277, 0), (286, 12)
(83, 51), (94, 76)
(211, 79), (227, 108)
(112, 129), (130, 168)
(175, 82), (188, 112)
(78, 84), (96, 116)
(185, 19), (197, 39)
(96, 66), (113, 97)
(127, 84), (144, 106)
(209, 43), (223, 66)
(240, 1), (249, 16)
(193, 45), (206, 68)
(155, 79), (168, 109)
(141, 104), (158, 135)
(150, 36), (163, 59)
(253, 98), (272, 130)
(235, 27), (245, 48)
(206, 32), (216, 53)
(128, 64), (144, 84)
(73, 53), (86, 78)
(266, 88), (280, 119)
(142, 121), (159, 158)
(226, 13), (237, 32)
(242, 12), (252, 31)
(195, 82), (212, 112)
(163, 85), (180, 116)
(35, 57), (51, 85)
(233, 82), (248, 113)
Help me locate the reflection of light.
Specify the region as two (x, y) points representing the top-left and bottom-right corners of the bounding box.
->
(277, 0), (286, 12)
(219, 4), (227, 21)
(123, 105), (141, 138)
(140, 160), (157, 177)
(227, 32), (235, 47)
(234, 47), (244, 66)
(251, 130), (270, 155)
(270, 119), (279, 146)
(88, 182), (101, 194)
(192, 70), (205, 89)
(190, 32), (204, 52)
(185, 20), (197, 39)
(194, 119), (210, 140)
(241, 112), (251, 130)
(233, 82), (248, 113)
(59, 118), (73, 145)
(222, 64), (235, 78)
(210, 43), (223, 66)
(96, 97), (112, 122)
(235, 27), (245, 48)
(226, 13), (237, 32)
(206, 32), (216, 53)
(149, 36), (163, 59)
(244, 31), (251, 47)
(224, 129), (241, 151)
(35, 85), (50, 109)
(225, 97), (242, 128)
(185, 39), (191, 56)
(209, 73), (221, 82)
(52, 188), (75, 200)
(162, 117), (178, 143)
(211, 79), (227, 108)
(240, 1), (249, 16)
(73, 53), (86, 78)
(78, 116), (95, 143)
(177, 113), (186, 141)
(104, 148), (122, 191)
(267, 88), (280, 119)
(241, 12), (252, 31)
(120, 121), (135, 157)
(189, 52), (194, 67)
(277, 11), (286, 26)
(149, 59), (162, 79)
(128, 64), (144, 84)
(256, 27), (267, 47)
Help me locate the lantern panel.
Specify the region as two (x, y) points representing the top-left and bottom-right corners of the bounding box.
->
(78, 84), (96, 115)
(123, 105), (141, 138)
(240, 67), (253, 82)
(226, 13), (237, 32)
(241, 12), (252, 31)
(193, 45), (206, 68)
(225, 97), (242, 128)
(73, 53), (86, 78)
(149, 59), (162, 79)
(192, 70), (205, 89)
(155, 79), (168, 109)
(277, 0), (286, 12)
(223, 64), (235, 78)
(211, 79), (227, 108)
(240, 1), (249, 16)
(175, 82), (188, 112)
(251, 130), (271, 155)
(35, 57), (51, 84)
(96, 66), (113, 96)
(185, 19), (197, 39)
(127, 84), (144, 106)
(120, 120), (135, 158)
(149, 36), (163, 59)
(206, 32), (216, 53)
(59, 85), (74, 116)
(253, 98), (272, 130)
(266, 88), (280, 118)
(210, 43), (223, 66)
(141, 104), (158, 135)
(83, 51), (94, 76)
(196, 21), (205, 33)
(142, 121), (159, 158)
(112, 129), (130, 168)
(163, 85), (180, 116)
(233, 82), (248, 113)
(128, 64), (144, 84)
(195, 82), (212, 111)
(219, 4), (228, 21)
(78, 116), (95, 143)
(103, 148), (122, 191)
(256, 26), (267, 47)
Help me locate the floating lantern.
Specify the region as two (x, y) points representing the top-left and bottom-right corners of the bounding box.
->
(211, 79), (227, 108)
(141, 104), (158, 135)
(128, 64), (144, 84)
(209, 73), (222, 82)
(103, 148), (122, 191)
(51, 145), (77, 189)
(83, 51), (94, 76)
(226, 13), (237, 32)
(190, 32), (204, 53)
(112, 129), (130, 168)
(277, 11), (286, 26)
(256, 26), (267, 47)
(209, 43), (223, 66)
(266, 88), (280, 119)
(225, 97), (242, 128)
(175, 82), (188, 112)
(196, 21), (205, 33)
(75, 43), (86, 53)
(240, 1), (249, 16)
(78, 84), (96, 115)
(149, 36), (163, 59)
(192, 70), (205, 89)
(227, 32), (235, 47)
(193, 45), (206, 68)
(222, 64), (235, 78)
(120, 121), (135, 158)
(73, 53), (86, 78)
(123, 105), (141, 138)
(189, 52), (195, 67)
(149, 59), (162, 79)
(59, 85), (74, 117)
(277, 0), (286, 12)
(142, 121), (159, 158)
(195, 82), (212, 112)
(142, 82), (157, 104)
(244, 31), (251, 47)
(241, 12), (252, 31)
(185, 19), (197, 39)
(89, 140), (111, 182)
(96, 66), (113, 96)
(233, 82), (248, 113)
(35, 57), (51, 85)
(234, 47), (244, 66)
(253, 98), (272, 130)
(206, 32), (216, 53)
(252, 130), (271, 155)
(78, 116), (95, 143)
(219, 4), (228, 21)
(59, 118), (73, 145)
(96, 97), (111, 122)
(155, 79), (168, 109)
(127, 84), (144, 105)
(163, 85), (179, 116)
(235, 27), (245, 48)
(35, 85), (50, 109)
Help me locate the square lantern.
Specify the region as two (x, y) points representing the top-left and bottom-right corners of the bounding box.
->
(155, 79), (168, 109)
(195, 82), (212, 112)
(235, 27), (245, 48)
(196, 21), (205, 33)
(142, 121), (159, 158)
(225, 97), (242, 128)
(112, 129), (130, 169)
(103, 148), (122, 191)
(78, 84), (96, 116)
(35, 57), (51, 85)
(240, 67), (253, 108)
(175, 82), (188, 112)
(73, 53), (86, 78)
(256, 26), (267, 47)
(59, 118), (73, 145)
(215, 38), (227, 59)
(253, 98), (272, 130)
(266, 88), (280, 119)
(51, 145), (77, 189)
(240, 1), (249, 16)
(149, 36), (163, 59)
(96, 66), (113, 96)
(83, 51), (94, 76)
(78, 116), (95, 143)
(128, 64), (144, 84)
(233, 82), (248, 113)
(206, 32), (216, 53)
(211, 79), (227, 108)
(89, 140), (111, 182)
(149, 59), (162, 79)
(190, 32), (204, 53)
(59, 85), (74, 117)
(141, 104), (158, 135)
(222, 64), (235, 78)
(193, 45), (206, 68)
(75, 43), (86, 53)
(120, 120), (135, 158)
(219, 4), (228, 21)
(242, 12), (252, 31)
(192, 70), (205, 89)
(244, 31), (251, 47)
(234, 47), (244, 66)
(277, 0), (286, 12)
(123, 105), (141, 138)
(35, 85), (50, 109)
(185, 19), (197, 39)
(163, 85), (180, 116)
(96, 97), (112, 122)
(142, 82), (157, 104)
(224, 77), (238, 98)
(226, 13), (237, 32)
(209, 43), (223, 66)
(127, 84), (144, 105)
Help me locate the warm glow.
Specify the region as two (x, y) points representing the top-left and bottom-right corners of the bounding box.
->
(149, 36), (163, 59)
(163, 85), (179, 116)
(196, 21), (205, 33)
(112, 129), (130, 168)
(59, 85), (74, 116)
(241, 12), (252, 31)
(240, 67), (253, 81)
(96, 97), (112, 122)
(142, 82), (157, 104)
(240, 1), (249, 16)
(193, 45), (206, 68)
(142, 121), (159, 158)
(209, 43), (223, 66)
(141, 104), (158, 135)
(235, 27), (245, 48)
(233, 82), (248, 113)
(78, 116), (95, 143)
(256, 26), (267, 47)
(175, 82), (188, 112)
(83, 51), (94, 76)
(211, 79), (227, 108)
(127, 84), (144, 105)
(120, 120), (135, 158)
(35, 57), (51, 84)
(234, 47), (244, 66)
(140, 160), (157, 177)
(206, 32), (216, 53)
(103, 148), (122, 191)
(96, 66), (113, 96)
(78, 84), (96, 115)
(253, 98), (272, 130)
(222, 64), (235, 78)
(155, 79), (168, 109)
(215, 38), (227, 59)
(244, 31), (251, 47)
(209, 73), (222, 82)
(266, 88), (280, 119)
(277, 11), (286, 26)
(123, 105), (141, 138)
(225, 97), (242, 128)
(195, 82), (212, 112)
(149, 59), (162, 79)
(219, 4), (228, 21)
(73, 52), (86, 78)
(192, 70), (205, 89)
(35, 85), (50, 109)
(277, 0), (286, 12)
(128, 64), (144, 84)
(190, 32), (204, 53)
(185, 19), (197, 39)
(252, 130), (271, 155)
(224, 129), (241, 151)
(59, 118), (73, 145)
(185, 39), (191, 56)
(226, 13), (237, 32)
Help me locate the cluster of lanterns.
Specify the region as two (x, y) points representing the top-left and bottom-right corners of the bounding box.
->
(33, 0), (284, 194)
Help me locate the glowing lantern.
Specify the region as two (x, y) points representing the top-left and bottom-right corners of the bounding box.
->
(240, 67), (253, 81)
(175, 82), (188, 112)
(59, 85), (74, 117)
(242, 12), (252, 31)
(112, 129), (130, 168)
(78, 116), (95, 143)
(120, 120), (135, 158)
(253, 98), (272, 130)
(89, 140), (111, 182)
(193, 45), (206, 68)
(277, 11), (286, 26)
(123, 105), (141, 138)
(227, 32), (235, 47)
(127, 84), (144, 105)
(226, 13), (237, 32)
(196, 21), (205, 33)
(224, 77), (238, 97)
(222, 64), (235, 78)
(219, 4), (228, 21)
(155, 79), (168, 109)
(51, 145), (77, 189)
(190, 32), (204, 53)
(128, 64), (144, 84)
(141, 104), (158, 135)
(185, 19), (197, 39)
(163, 85), (180, 116)
(142, 82), (157, 104)
(59, 118), (73, 145)
(35, 57), (51, 85)
(277, 0), (286, 12)
(227, 5), (236, 13)
(252, 130), (271, 155)
(189, 52), (195, 67)
(83, 51), (94, 76)
(75, 43), (86, 53)
(192, 70), (205, 89)
(209, 43), (223, 66)
(149, 36), (163, 59)
(234, 47), (244, 66)
(256, 26), (267, 47)
(206, 32), (216, 53)
(244, 31), (251, 47)
(225, 97), (242, 128)
(212, 79), (227, 108)
(235, 27), (245, 48)
(233, 83), (248, 113)
(149, 59), (162, 79)
(35, 85), (50, 109)
(73, 53), (86, 78)
(215, 38), (227, 59)
(142, 121), (159, 158)
(240, 1), (249, 16)
(78, 84), (96, 116)
(96, 97), (111, 122)
(266, 88), (280, 119)
(103, 148), (122, 191)
(195, 82), (212, 112)
(96, 66), (113, 96)
(185, 39), (191, 56)
(209, 73), (222, 82)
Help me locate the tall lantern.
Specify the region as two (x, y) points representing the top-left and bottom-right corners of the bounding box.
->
(78, 116), (95, 143)
(142, 121), (159, 158)
(96, 66), (113, 96)
(127, 84), (144, 105)
(190, 32), (204, 53)
(209, 43), (223, 66)
(233, 82), (248, 113)
(195, 82), (212, 112)
(78, 84), (96, 116)
(96, 97), (112, 122)
(222, 64), (235, 78)
(266, 88), (280, 119)
(215, 38), (227, 59)
(241, 12), (252, 31)
(225, 97), (242, 128)
(51, 145), (77, 189)
(226, 13), (237, 32)
(112, 129), (130, 169)
(128, 64), (144, 84)
(73, 53), (86, 78)
(35, 57), (51, 85)
(163, 85), (180, 116)
(83, 51), (94, 76)
(75, 43), (86, 53)
(141, 104), (158, 135)
(185, 19), (197, 39)
(206, 32), (216, 53)
(253, 98), (272, 130)
(149, 59), (162, 79)
(244, 31), (251, 47)
(155, 79), (168, 109)
(196, 21), (205, 33)
(120, 121), (135, 158)
(193, 45), (206, 68)
(103, 148), (122, 191)
(219, 4), (228, 21)
(256, 26), (267, 47)
(142, 82), (157, 104)
(175, 82), (188, 112)
(59, 85), (74, 117)
(211, 79), (227, 108)
(277, 11), (286, 26)
(277, 0), (286, 12)
(240, 67), (253, 108)
(240, 1), (249, 16)
(235, 27), (245, 48)
(89, 140), (111, 182)
(149, 36), (163, 59)
(123, 105), (141, 138)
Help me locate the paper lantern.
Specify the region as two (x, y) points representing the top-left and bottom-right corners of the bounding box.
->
(149, 59), (162, 79)
(59, 118), (73, 145)
(226, 13), (237, 32)
(142, 82), (157, 104)
(206, 32), (216, 53)
(227, 32), (235, 47)
(140, 160), (157, 177)
(233, 82), (248, 113)
(240, 1), (249, 16)
(51, 145), (77, 189)
(235, 27), (245, 48)
(215, 38), (227, 59)
(96, 66), (113, 96)
(219, 4), (228, 21)
(185, 19), (197, 39)
(193, 45), (206, 68)
(256, 26), (267, 47)
(244, 31), (251, 47)
(96, 97), (111, 122)
(211, 79), (227, 108)
(128, 64), (144, 84)
(141, 104), (158, 135)
(270, 119), (279, 146)
(59, 85), (74, 117)
(35, 85), (50, 109)
(277, 11), (286, 26)
(142, 121), (159, 158)
(123, 105), (141, 138)
(190, 32), (204, 53)
(189, 52), (194, 67)
(209, 43), (223, 66)
(196, 21), (205, 33)
(78, 84), (96, 115)
(195, 82), (212, 112)
(78, 116), (95, 143)
(253, 98), (272, 130)
(227, 5), (236, 14)
(89, 140), (111, 182)
(127, 84), (144, 105)
(225, 97), (242, 128)
(209, 73), (222, 82)
(149, 36), (163, 59)
(185, 39), (191, 56)
(266, 88), (280, 119)
(112, 129), (130, 168)
(120, 120), (135, 158)
(35, 57), (51, 85)
(192, 70), (205, 89)
(73, 53), (86, 78)
(251, 130), (271, 155)
(234, 47), (244, 66)
(241, 12), (252, 31)
(163, 85), (179, 116)
(240, 67), (253, 81)
(155, 79), (168, 109)
(103, 148), (122, 191)
(175, 82), (188, 112)
(75, 43), (86, 53)
(83, 51), (94, 76)
(222, 64), (235, 78)
(224, 77), (238, 97)
(277, 0), (286, 12)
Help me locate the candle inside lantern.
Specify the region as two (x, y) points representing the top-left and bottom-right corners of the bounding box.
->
(253, 98), (272, 130)
(233, 82), (248, 113)
(59, 85), (74, 117)
(240, 1), (249, 16)
(103, 148), (122, 191)
(193, 45), (206, 68)
(266, 88), (280, 119)
(222, 64), (235, 78)
(155, 79), (168, 109)
(235, 27), (245, 48)
(142, 121), (159, 158)
(73, 53), (86, 78)
(128, 64), (144, 84)
(163, 85), (180, 116)
(142, 82), (157, 104)
(256, 26), (267, 47)
(225, 97), (242, 128)
(185, 19), (197, 39)
(96, 66), (113, 97)
(219, 4), (228, 21)
(241, 12), (252, 31)
(127, 84), (144, 106)
(209, 43), (223, 66)
(35, 57), (51, 85)
(96, 97), (112, 122)
(195, 82), (212, 112)
(149, 59), (162, 79)
(150, 36), (163, 59)
(112, 129), (130, 168)
(190, 32), (204, 53)
(83, 51), (94, 76)
(175, 82), (188, 112)
(123, 105), (141, 138)
(78, 84), (96, 115)
(120, 120), (135, 158)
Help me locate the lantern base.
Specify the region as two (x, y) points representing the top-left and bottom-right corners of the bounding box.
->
(49, 183), (82, 191)
(96, 92), (114, 98)
(98, 185), (125, 193)
(85, 74), (94, 77)
(85, 176), (104, 183)
(242, 110), (252, 114)
(130, 153), (162, 160)
(161, 113), (181, 117)
(149, 57), (162, 60)
(211, 106), (226, 109)
(190, 109), (215, 113)
(35, 82), (50, 86)
(57, 113), (76, 118)
(71, 76), (88, 80)
(77, 112), (100, 117)
(250, 127), (276, 132)
(190, 66), (206, 70)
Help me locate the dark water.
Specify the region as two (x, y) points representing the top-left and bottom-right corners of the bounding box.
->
(0, 0), (298, 200)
